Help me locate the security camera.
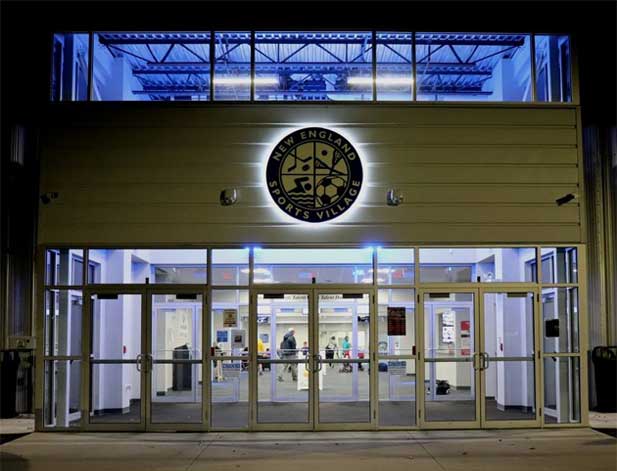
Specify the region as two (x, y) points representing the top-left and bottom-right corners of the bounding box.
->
(40, 192), (59, 204)
(555, 193), (578, 206)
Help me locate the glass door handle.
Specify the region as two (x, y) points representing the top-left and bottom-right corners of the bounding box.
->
(146, 353), (153, 373)
(472, 352), (480, 371)
(317, 354), (323, 371)
(136, 354), (143, 372)
(483, 352), (490, 370)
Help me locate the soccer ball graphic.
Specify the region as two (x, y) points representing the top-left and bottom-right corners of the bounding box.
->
(316, 176), (347, 207)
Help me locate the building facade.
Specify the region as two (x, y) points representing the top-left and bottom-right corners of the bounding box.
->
(33, 29), (590, 431)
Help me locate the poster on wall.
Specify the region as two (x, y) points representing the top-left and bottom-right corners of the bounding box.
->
(216, 330), (228, 343)
(387, 307), (406, 336)
(460, 320), (471, 355)
(223, 309), (238, 327)
(231, 329), (245, 349)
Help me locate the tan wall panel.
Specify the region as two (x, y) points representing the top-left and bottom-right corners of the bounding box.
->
(38, 105), (582, 246)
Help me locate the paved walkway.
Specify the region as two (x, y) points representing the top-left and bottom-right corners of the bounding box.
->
(1, 428), (616, 471)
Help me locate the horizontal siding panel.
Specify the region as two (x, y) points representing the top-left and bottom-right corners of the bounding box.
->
(42, 183), (580, 206)
(42, 125), (577, 149)
(42, 145), (579, 167)
(39, 204), (579, 225)
(44, 106), (577, 128)
(39, 222), (581, 246)
(38, 105), (583, 246)
(42, 163), (579, 185)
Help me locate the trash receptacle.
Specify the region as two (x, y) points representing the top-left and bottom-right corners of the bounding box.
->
(592, 346), (617, 412)
(0, 351), (20, 418)
(172, 344), (192, 391)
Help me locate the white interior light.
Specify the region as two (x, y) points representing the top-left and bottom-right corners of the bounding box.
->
(348, 76), (414, 86)
(214, 77), (278, 85)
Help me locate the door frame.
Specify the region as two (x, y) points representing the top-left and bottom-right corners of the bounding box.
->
(249, 287), (377, 431)
(478, 287), (541, 429)
(417, 287), (541, 429)
(250, 288), (315, 431)
(82, 285), (207, 432)
(313, 288), (376, 431)
(417, 288), (481, 429)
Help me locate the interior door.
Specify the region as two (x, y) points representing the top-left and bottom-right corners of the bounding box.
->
(146, 290), (204, 431)
(253, 291), (313, 430)
(85, 289), (146, 431)
(419, 290), (481, 429)
(480, 290), (540, 428)
(314, 291), (374, 430)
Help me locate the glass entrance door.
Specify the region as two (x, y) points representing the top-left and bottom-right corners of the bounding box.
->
(146, 290), (204, 430)
(419, 290), (480, 428)
(315, 291), (373, 429)
(419, 289), (540, 429)
(254, 292), (312, 430)
(86, 290), (145, 430)
(480, 291), (539, 427)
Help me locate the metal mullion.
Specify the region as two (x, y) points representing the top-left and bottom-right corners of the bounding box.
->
(204, 249), (211, 430)
(541, 352), (581, 358)
(539, 283), (579, 289)
(412, 32), (417, 101)
(43, 355), (81, 361)
(45, 285), (82, 291)
(377, 355), (416, 361)
(250, 31), (255, 101)
(210, 285), (249, 290)
(87, 33), (94, 101)
(530, 34), (537, 102)
(90, 359), (140, 364)
(209, 30), (214, 101)
(371, 31), (377, 101)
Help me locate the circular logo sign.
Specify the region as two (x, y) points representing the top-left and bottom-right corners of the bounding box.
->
(266, 127), (363, 223)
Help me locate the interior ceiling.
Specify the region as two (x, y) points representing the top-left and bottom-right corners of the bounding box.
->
(96, 32), (528, 100)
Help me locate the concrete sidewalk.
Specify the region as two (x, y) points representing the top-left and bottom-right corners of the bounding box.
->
(1, 428), (615, 471)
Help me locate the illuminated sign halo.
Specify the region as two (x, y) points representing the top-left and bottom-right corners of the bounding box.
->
(266, 127), (363, 223)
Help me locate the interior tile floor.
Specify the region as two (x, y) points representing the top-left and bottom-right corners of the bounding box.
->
(1, 428), (615, 471)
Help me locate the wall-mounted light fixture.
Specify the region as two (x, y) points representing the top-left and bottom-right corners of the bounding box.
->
(220, 188), (238, 206)
(386, 188), (404, 206)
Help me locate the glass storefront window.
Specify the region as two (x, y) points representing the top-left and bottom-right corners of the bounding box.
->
(535, 35), (572, 102)
(377, 289), (415, 356)
(540, 247), (578, 284)
(211, 290), (249, 356)
(254, 248), (373, 284)
(254, 32), (373, 101)
(45, 249), (84, 285)
(543, 356), (580, 424)
(416, 33), (532, 102)
(214, 32), (251, 100)
(212, 249), (249, 285)
(44, 360), (81, 428)
(45, 289), (83, 357)
(542, 288), (579, 353)
(419, 248), (536, 282)
(87, 249), (207, 284)
(376, 32), (413, 101)
(51, 33), (89, 101)
(92, 32), (211, 101)
(377, 248), (414, 285)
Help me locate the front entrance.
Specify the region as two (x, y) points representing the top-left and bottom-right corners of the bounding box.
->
(84, 287), (205, 431)
(419, 289), (540, 428)
(80, 285), (540, 431)
(253, 290), (373, 430)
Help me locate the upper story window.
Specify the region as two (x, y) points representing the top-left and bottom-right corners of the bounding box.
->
(416, 33), (532, 102)
(50, 31), (574, 103)
(51, 33), (90, 101)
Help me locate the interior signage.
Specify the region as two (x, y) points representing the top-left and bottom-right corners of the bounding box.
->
(266, 127), (363, 223)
